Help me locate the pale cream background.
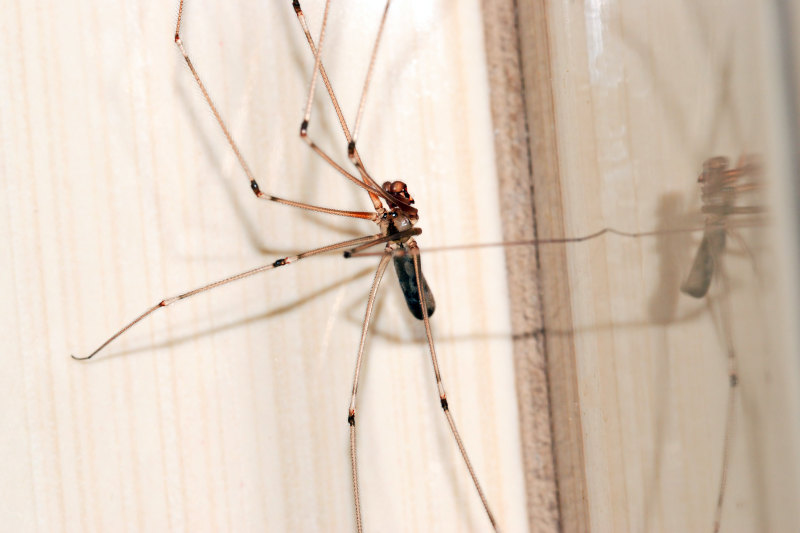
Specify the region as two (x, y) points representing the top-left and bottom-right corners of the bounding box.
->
(4, 1), (800, 533)
(528, 1), (800, 532)
(1, 1), (529, 532)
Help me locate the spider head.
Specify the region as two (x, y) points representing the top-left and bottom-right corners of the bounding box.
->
(383, 180), (416, 208)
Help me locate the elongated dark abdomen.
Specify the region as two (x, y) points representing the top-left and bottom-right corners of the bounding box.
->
(393, 252), (435, 320)
(680, 227), (726, 298)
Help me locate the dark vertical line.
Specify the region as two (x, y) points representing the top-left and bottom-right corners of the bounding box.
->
(773, 0), (800, 278)
(479, 0), (562, 530)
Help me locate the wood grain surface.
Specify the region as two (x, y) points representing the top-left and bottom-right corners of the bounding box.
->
(516, 1), (800, 532)
(3, 1), (800, 533)
(1, 1), (530, 531)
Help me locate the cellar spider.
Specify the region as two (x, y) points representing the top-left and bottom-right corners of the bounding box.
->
(71, 0), (535, 530)
(64, 1), (768, 532)
(680, 155), (763, 533)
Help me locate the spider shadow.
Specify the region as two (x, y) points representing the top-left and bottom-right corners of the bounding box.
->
(172, 5), (372, 259)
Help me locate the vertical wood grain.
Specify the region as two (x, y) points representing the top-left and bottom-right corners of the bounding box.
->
(481, 1), (562, 531)
(0, 1), (531, 531)
(516, 1), (800, 532)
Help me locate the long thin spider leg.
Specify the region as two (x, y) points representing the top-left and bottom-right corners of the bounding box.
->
(347, 224), (717, 259)
(411, 241), (500, 532)
(684, 155), (764, 531)
(340, 3), (407, 216)
(71, 233), (383, 361)
(712, 356), (738, 533)
(291, 1), (406, 213)
(292, 0), (382, 210)
(347, 0), (394, 192)
(343, 228), (421, 258)
(347, 251), (393, 533)
(709, 250), (739, 533)
(292, 0), (352, 151)
(351, 0), (392, 144)
(174, 0), (376, 220)
(727, 227), (762, 282)
(701, 206), (765, 216)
